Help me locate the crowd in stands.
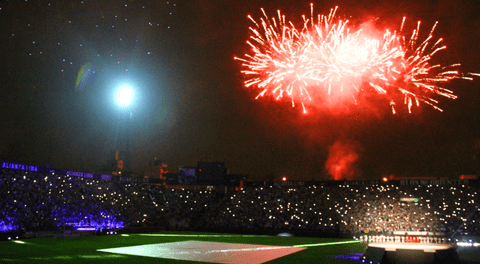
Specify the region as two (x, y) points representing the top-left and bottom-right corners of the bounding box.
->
(1, 168), (479, 238)
(201, 183), (479, 236)
(0, 170), (124, 232)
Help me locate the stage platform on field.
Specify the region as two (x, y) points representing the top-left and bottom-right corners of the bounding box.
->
(363, 242), (460, 264)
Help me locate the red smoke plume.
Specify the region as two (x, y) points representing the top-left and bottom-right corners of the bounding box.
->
(325, 140), (361, 180)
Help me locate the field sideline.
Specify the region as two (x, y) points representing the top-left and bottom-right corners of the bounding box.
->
(0, 232), (366, 263)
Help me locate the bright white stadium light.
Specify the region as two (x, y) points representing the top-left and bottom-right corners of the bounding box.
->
(115, 84), (134, 107)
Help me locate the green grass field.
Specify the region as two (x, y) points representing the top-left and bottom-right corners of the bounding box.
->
(0, 232), (367, 263)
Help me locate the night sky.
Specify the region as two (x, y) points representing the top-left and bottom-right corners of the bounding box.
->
(1, 0), (480, 181)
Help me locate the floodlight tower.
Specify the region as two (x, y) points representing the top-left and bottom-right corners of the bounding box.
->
(115, 85), (134, 107)
(114, 84), (135, 175)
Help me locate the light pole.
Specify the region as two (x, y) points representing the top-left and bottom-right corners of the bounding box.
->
(114, 84), (135, 175)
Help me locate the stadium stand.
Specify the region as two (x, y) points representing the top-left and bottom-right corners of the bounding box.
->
(1, 167), (479, 240)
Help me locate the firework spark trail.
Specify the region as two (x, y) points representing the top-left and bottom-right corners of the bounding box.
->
(235, 6), (475, 114)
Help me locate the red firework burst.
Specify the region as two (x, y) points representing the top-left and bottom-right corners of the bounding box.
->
(235, 5), (477, 114)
